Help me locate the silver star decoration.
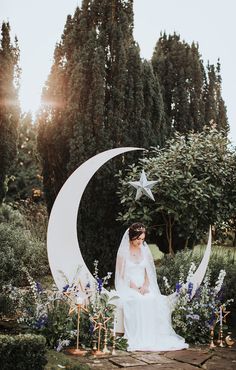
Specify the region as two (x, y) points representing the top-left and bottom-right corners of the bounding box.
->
(129, 170), (158, 201)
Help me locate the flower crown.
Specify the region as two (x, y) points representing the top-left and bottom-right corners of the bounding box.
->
(132, 227), (146, 233)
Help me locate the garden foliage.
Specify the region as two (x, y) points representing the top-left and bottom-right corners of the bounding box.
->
(0, 334), (47, 370)
(156, 246), (236, 343)
(0, 203), (49, 288)
(117, 128), (236, 253)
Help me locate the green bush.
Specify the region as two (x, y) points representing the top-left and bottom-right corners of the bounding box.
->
(155, 246), (236, 342)
(156, 245), (236, 305)
(0, 203), (49, 286)
(0, 334), (47, 370)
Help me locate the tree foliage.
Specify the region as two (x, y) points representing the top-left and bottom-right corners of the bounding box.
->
(117, 128), (236, 254)
(37, 0), (165, 273)
(37, 3), (230, 272)
(0, 22), (20, 202)
(152, 33), (228, 138)
(6, 113), (43, 202)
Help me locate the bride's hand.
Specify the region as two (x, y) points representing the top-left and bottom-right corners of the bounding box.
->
(139, 286), (149, 295)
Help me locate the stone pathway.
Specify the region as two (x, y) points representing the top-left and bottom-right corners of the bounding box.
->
(66, 344), (236, 370)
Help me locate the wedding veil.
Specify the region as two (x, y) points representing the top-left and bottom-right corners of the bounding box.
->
(114, 228), (161, 296)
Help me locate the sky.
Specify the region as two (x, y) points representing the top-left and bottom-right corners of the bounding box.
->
(1, 0), (236, 144)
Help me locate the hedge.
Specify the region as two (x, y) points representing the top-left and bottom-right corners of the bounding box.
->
(0, 334), (47, 370)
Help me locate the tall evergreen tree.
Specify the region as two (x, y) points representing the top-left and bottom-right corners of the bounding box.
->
(37, 0), (164, 273)
(204, 61), (228, 131)
(0, 22), (20, 201)
(151, 33), (228, 137)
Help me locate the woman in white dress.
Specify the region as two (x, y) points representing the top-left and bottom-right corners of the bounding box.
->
(115, 222), (188, 352)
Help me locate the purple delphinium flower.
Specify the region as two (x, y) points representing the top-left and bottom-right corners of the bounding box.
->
(97, 278), (103, 293)
(187, 282), (193, 297)
(175, 282), (182, 293)
(35, 282), (43, 293)
(208, 311), (215, 326)
(62, 284), (69, 292)
(34, 315), (48, 329)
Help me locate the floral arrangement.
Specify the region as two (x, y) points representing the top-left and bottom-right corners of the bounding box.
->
(162, 264), (233, 344)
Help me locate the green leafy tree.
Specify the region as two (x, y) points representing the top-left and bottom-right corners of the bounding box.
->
(0, 22), (20, 201)
(117, 128), (236, 254)
(6, 112), (43, 201)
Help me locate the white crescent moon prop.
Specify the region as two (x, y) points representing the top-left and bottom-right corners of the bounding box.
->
(47, 147), (143, 291)
(189, 225), (212, 296)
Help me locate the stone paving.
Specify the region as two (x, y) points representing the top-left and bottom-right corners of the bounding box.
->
(66, 344), (236, 370)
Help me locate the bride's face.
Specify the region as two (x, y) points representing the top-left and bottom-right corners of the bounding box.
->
(130, 232), (145, 248)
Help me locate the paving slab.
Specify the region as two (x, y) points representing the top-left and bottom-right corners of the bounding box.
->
(211, 347), (236, 360)
(131, 352), (175, 364)
(109, 355), (147, 367)
(149, 363), (200, 370)
(165, 349), (213, 366)
(202, 355), (236, 370)
(85, 358), (119, 369)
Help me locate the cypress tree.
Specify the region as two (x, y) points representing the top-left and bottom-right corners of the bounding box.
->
(37, 0), (165, 273)
(0, 22), (20, 201)
(151, 33), (227, 137)
(204, 61), (228, 132)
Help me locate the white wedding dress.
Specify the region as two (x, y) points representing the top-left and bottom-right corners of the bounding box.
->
(115, 230), (188, 352)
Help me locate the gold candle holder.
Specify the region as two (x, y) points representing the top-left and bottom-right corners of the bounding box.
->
(91, 313), (111, 356)
(67, 303), (87, 355)
(209, 325), (216, 349)
(219, 325), (225, 347)
(93, 322), (103, 355)
(102, 328), (110, 354)
(225, 332), (235, 348)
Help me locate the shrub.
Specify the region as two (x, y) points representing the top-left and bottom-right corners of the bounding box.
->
(156, 246), (236, 306)
(0, 334), (47, 370)
(0, 203), (49, 286)
(156, 247), (236, 343)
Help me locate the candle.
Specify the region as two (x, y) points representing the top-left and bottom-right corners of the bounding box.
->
(113, 315), (116, 336)
(219, 306), (223, 326)
(76, 296), (84, 305)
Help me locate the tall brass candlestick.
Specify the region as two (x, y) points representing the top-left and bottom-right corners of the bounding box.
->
(102, 328), (110, 354)
(112, 331), (117, 355)
(219, 325), (225, 347)
(209, 325), (216, 349)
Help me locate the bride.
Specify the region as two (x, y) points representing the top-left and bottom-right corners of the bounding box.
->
(115, 222), (188, 351)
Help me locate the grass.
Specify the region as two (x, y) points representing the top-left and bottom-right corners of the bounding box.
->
(46, 349), (90, 369)
(193, 244), (236, 264)
(149, 244), (164, 261)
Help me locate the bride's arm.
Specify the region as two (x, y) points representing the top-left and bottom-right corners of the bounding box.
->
(139, 269), (150, 294)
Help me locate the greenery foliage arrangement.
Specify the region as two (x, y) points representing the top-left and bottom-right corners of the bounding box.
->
(117, 127), (236, 254)
(156, 244), (236, 343)
(0, 334), (47, 370)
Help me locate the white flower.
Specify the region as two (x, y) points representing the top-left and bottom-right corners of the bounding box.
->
(214, 269), (226, 293)
(186, 262), (196, 283)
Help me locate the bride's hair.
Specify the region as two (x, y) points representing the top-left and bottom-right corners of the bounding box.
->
(128, 222), (146, 241)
